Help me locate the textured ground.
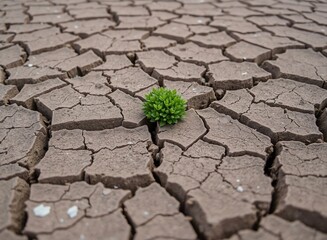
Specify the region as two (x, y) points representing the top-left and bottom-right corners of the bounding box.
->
(0, 0), (327, 239)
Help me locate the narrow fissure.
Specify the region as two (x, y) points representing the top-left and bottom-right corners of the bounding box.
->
(143, 112), (204, 239)
(264, 143), (281, 214)
(150, 167), (205, 240)
(121, 204), (136, 240)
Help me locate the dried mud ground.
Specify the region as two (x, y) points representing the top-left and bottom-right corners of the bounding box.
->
(0, 0), (327, 239)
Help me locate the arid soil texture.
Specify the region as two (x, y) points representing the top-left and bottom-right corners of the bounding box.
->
(0, 0), (327, 239)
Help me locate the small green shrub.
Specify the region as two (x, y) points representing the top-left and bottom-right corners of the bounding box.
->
(143, 87), (187, 126)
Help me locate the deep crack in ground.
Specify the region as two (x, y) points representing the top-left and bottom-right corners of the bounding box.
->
(0, 0), (327, 239)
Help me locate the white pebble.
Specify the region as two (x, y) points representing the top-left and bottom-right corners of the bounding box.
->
(236, 179), (240, 183)
(33, 204), (51, 217)
(27, 63), (33, 67)
(114, 185), (119, 189)
(67, 206), (78, 218)
(237, 186), (244, 192)
(143, 211), (149, 216)
(241, 72), (248, 75)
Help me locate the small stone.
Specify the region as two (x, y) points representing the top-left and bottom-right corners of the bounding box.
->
(33, 204), (51, 217)
(237, 186), (244, 192)
(67, 206), (78, 218)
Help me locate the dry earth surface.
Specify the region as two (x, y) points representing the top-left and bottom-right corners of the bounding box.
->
(0, 0), (327, 239)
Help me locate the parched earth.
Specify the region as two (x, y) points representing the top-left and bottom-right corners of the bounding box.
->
(0, 0), (327, 239)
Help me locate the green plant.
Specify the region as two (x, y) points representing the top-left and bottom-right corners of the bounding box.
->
(143, 87), (187, 126)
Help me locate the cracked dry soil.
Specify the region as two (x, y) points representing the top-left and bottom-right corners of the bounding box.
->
(0, 0), (327, 239)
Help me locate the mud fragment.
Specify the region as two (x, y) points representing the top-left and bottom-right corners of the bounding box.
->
(0, 85), (19, 105)
(85, 142), (154, 191)
(197, 108), (272, 158)
(124, 183), (180, 226)
(249, 78), (327, 113)
(136, 50), (177, 73)
(167, 42), (228, 65)
(225, 41), (271, 64)
(36, 148), (92, 184)
(262, 49), (327, 88)
(10, 78), (66, 109)
(0, 178), (29, 232)
(94, 55), (132, 71)
(35, 85), (82, 120)
(38, 210), (130, 240)
(108, 67), (157, 94)
(0, 104), (47, 169)
(109, 90), (146, 128)
(212, 91), (323, 143)
(272, 141), (327, 232)
(141, 36), (177, 50)
(189, 31), (236, 48)
(164, 80), (216, 109)
(152, 61), (206, 83)
(51, 96), (122, 131)
(60, 19), (115, 37)
(157, 109), (207, 150)
(66, 72), (111, 96)
(207, 61), (271, 90)
(0, 45), (26, 69)
(154, 23), (193, 42)
(6, 66), (66, 90)
(83, 125), (150, 152)
(135, 214), (197, 240)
